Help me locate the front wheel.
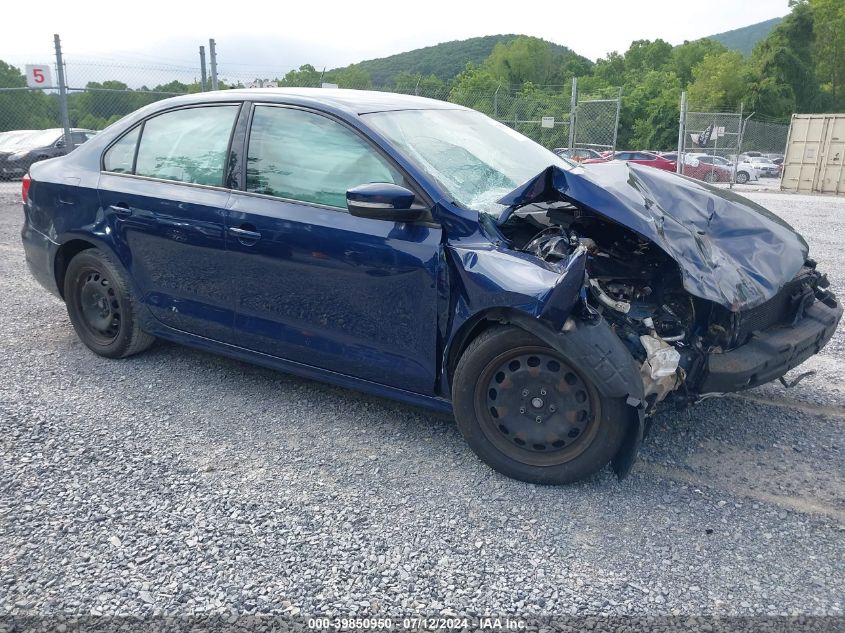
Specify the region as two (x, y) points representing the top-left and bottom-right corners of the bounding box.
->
(735, 171), (750, 184)
(452, 326), (629, 484)
(64, 248), (155, 358)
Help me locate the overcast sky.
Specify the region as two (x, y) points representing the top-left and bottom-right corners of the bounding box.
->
(2, 0), (790, 82)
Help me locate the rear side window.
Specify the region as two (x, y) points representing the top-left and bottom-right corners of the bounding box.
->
(246, 106), (402, 208)
(103, 126), (140, 173)
(133, 105), (239, 186)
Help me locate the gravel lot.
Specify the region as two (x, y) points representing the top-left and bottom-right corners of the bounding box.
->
(1, 180), (843, 623)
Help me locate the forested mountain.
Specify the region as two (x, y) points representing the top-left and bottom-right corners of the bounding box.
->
(705, 17), (784, 56)
(332, 35), (592, 84)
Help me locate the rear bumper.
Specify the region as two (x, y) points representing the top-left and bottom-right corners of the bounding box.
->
(699, 296), (842, 394)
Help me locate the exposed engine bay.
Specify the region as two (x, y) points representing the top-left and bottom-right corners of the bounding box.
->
(499, 201), (835, 414)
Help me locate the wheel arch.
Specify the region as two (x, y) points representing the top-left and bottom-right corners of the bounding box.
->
(446, 306), (647, 479)
(54, 238), (98, 299)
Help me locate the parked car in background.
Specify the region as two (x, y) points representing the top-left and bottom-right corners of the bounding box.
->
(681, 157), (732, 182)
(746, 156), (781, 178)
(20, 89), (842, 485)
(606, 151), (676, 171)
(552, 147), (603, 163)
(0, 128), (96, 178)
(689, 154), (760, 184)
(0, 131), (39, 179)
(0, 130), (37, 149)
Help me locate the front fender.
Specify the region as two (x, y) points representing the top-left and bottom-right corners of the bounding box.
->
(442, 240), (646, 479)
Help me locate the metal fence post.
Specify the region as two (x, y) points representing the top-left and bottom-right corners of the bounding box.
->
(493, 84), (500, 119)
(611, 87), (622, 151)
(568, 77), (577, 149)
(676, 91), (686, 174)
(209, 38), (219, 91)
(53, 34), (72, 150)
(199, 46), (207, 92)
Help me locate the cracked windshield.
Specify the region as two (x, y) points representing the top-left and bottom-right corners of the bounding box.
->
(364, 108), (573, 216)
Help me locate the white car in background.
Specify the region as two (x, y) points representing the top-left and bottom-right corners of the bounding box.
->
(744, 155), (782, 178)
(688, 153), (760, 184)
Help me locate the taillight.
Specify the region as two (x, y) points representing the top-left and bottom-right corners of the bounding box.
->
(21, 173), (31, 204)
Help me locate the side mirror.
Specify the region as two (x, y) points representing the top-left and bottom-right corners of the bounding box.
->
(347, 183), (426, 222)
(55, 139), (65, 148)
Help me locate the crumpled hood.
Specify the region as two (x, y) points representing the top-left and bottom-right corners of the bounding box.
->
(497, 163), (808, 311)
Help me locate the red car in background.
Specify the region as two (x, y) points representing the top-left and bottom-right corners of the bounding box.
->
(583, 151), (676, 172)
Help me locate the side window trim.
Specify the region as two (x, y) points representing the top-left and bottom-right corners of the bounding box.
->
(131, 121), (144, 175)
(242, 102), (432, 212)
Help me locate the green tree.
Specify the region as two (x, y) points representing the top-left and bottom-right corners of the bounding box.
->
(486, 36), (558, 86)
(278, 64), (322, 87)
(326, 65), (373, 89)
(622, 70), (682, 150)
(686, 51), (747, 109)
(745, 1), (819, 115)
(0, 61), (56, 131)
(810, 0), (845, 107)
(671, 38), (728, 86)
(623, 39), (673, 76)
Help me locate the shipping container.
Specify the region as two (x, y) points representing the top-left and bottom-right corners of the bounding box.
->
(781, 113), (845, 194)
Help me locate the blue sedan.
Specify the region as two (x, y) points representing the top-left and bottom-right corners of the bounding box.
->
(21, 89), (841, 484)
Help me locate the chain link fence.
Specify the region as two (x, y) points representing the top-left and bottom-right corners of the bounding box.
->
(676, 93), (790, 185)
(679, 105), (745, 183)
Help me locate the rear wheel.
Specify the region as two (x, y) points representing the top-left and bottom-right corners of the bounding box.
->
(703, 171), (718, 183)
(64, 249), (155, 358)
(452, 326), (629, 484)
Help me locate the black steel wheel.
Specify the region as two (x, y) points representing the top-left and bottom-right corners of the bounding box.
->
(75, 269), (122, 343)
(64, 248), (155, 358)
(478, 347), (600, 467)
(453, 326), (629, 484)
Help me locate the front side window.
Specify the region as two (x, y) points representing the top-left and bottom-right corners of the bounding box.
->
(246, 106), (402, 208)
(134, 105), (239, 186)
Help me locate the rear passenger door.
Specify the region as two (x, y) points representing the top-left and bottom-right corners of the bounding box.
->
(224, 104), (442, 394)
(98, 103), (241, 341)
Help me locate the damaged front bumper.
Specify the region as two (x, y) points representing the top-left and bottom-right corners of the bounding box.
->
(698, 295), (842, 394)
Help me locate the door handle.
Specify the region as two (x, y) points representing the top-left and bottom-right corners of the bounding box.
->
(108, 203), (132, 216)
(228, 226), (262, 242)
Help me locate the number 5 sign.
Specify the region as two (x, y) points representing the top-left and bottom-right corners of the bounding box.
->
(25, 64), (53, 89)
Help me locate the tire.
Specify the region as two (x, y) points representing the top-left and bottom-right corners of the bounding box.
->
(452, 326), (629, 484)
(736, 171), (749, 184)
(63, 248), (155, 358)
(703, 172), (718, 183)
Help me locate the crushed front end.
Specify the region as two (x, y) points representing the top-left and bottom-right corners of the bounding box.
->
(494, 163), (843, 416)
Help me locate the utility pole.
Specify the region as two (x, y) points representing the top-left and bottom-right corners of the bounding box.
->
(208, 38), (219, 90)
(199, 45), (207, 92)
(53, 34), (72, 151)
(676, 91), (687, 174)
(568, 77), (577, 150)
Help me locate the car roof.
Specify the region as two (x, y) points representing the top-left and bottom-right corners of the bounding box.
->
(162, 88), (469, 115)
